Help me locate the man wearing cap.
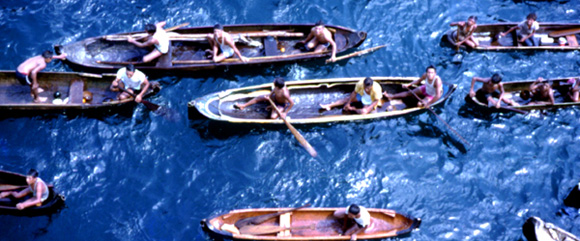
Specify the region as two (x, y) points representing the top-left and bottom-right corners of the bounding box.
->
(333, 204), (371, 241)
(206, 24), (248, 63)
(110, 64), (151, 103)
(468, 73), (519, 108)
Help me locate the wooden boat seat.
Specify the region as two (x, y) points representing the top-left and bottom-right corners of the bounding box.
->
(566, 35), (578, 47)
(277, 212), (291, 237)
(264, 36), (279, 56)
(68, 79), (84, 104)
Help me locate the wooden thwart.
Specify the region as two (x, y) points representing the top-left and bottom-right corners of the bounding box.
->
(239, 224), (315, 235)
(105, 30), (303, 41)
(566, 35), (578, 47)
(548, 28), (580, 38)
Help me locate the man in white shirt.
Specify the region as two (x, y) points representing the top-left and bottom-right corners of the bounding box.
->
(333, 204), (372, 241)
(110, 64), (151, 103)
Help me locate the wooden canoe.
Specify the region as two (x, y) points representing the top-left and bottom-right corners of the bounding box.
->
(0, 170), (64, 216)
(200, 207), (420, 241)
(188, 77), (457, 124)
(464, 77), (580, 113)
(522, 216), (580, 241)
(441, 22), (580, 51)
(54, 23), (367, 74)
(0, 71), (159, 115)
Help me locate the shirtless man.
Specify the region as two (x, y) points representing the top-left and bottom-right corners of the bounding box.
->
(469, 74), (518, 108)
(127, 21), (170, 63)
(0, 169), (49, 210)
(110, 64), (151, 103)
(234, 77), (294, 119)
(450, 16), (478, 48)
(298, 20), (337, 63)
(16, 50), (67, 102)
(500, 13), (539, 46)
(206, 24), (249, 63)
(522, 77), (555, 105)
(333, 204), (372, 241)
(384, 66), (443, 108)
(319, 77), (382, 114)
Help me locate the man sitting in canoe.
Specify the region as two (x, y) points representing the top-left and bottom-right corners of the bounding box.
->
(127, 21), (170, 63)
(0, 169), (48, 210)
(333, 204), (371, 241)
(567, 78), (579, 102)
(206, 24), (249, 63)
(320, 77), (382, 114)
(450, 16), (478, 48)
(469, 74), (519, 108)
(520, 77), (555, 105)
(500, 13), (539, 46)
(16, 50), (67, 103)
(384, 66), (442, 108)
(110, 64), (151, 103)
(234, 77), (294, 119)
(298, 20), (337, 63)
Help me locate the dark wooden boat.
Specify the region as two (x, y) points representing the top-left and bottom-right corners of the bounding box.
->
(0, 170), (64, 216)
(188, 77), (457, 124)
(55, 23), (367, 74)
(200, 207), (420, 240)
(0, 71), (159, 115)
(522, 216), (579, 241)
(464, 77), (579, 113)
(442, 23), (580, 50)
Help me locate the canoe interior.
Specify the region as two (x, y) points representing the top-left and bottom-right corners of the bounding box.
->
(442, 23), (580, 49)
(0, 170), (64, 216)
(204, 208), (419, 240)
(467, 77), (580, 110)
(0, 71), (158, 113)
(191, 77), (455, 123)
(58, 24), (366, 71)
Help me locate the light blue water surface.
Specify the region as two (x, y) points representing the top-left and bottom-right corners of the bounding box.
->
(0, 0), (580, 240)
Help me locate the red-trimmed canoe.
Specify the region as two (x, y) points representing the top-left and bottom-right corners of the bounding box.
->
(0, 170), (64, 216)
(201, 207), (420, 240)
(55, 23), (366, 74)
(442, 22), (580, 51)
(188, 77), (457, 124)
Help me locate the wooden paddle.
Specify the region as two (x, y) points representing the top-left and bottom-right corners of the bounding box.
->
(0, 184), (26, 192)
(116, 85), (160, 111)
(325, 45), (387, 63)
(404, 86), (471, 146)
(235, 203), (311, 228)
(239, 224), (315, 235)
(266, 98), (317, 157)
(548, 28), (580, 38)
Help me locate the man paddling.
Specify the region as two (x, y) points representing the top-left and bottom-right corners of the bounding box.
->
(0, 169), (49, 210)
(206, 24), (249, 63)
(333, 204), (371, 241)
(320, 77), (382, 114)
(469, 74), (519, 108)
(110, 64), (151, 103)
(298, 20), (337, 63)
(127, 21), (170, 63)
(16, 50), (67, 103)
(384, 65), (442, 108)
(234, 77), (294, 119)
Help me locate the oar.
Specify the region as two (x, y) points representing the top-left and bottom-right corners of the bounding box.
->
(116, 85), (160, 111)
(235, 203), (311, 228)
(0, 184), (26, 192)
(549, 27), (580, 38)
(267, 98), (317, 157)
(104, 22), (190, 41)
(405, 86), (471, 146)
(239, 224), (315, 235)
(326, 45), (387, 63)
(163, 22), (189, 32)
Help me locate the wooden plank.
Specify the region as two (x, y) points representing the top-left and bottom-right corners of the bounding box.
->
(566, 35), (578, 47)
(69, 79), (85, 104)
(278, 213), (291, 237)
(549, 28), (580, 38)
(172, 51), (327, 65)
(105, 31), (303, 41)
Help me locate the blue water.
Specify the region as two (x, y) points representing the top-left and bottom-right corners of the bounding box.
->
(1, 0), (580, 240)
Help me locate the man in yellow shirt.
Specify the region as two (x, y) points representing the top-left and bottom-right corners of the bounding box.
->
(319, 77), (382, 114)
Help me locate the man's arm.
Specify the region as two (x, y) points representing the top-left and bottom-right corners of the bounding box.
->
(328, 37), (337, 62)
(501, 26), (519, 37)
(29, 62), (46, 87)
(404, 74), (425, 89)
(135, 78), (151, 103)
(156, 21), (167, 29)
(520, 29), (536, 43)
(495, 83), (507, 108)
(282, 89), (294, 117)
(17, 184), (45, 210)
(344, 91), (357, 111)
(549, 88), (555, 105)
(469, 77), (486, 97)
(128, 36), (155, 48)
(52, 53), (67, 60)
(360, 100), (379, 114)
(300, 30), (315, 44)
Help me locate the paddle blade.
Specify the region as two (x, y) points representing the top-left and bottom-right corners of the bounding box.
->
(285, 123), (318, 157)
(141, 100), (160, 111)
